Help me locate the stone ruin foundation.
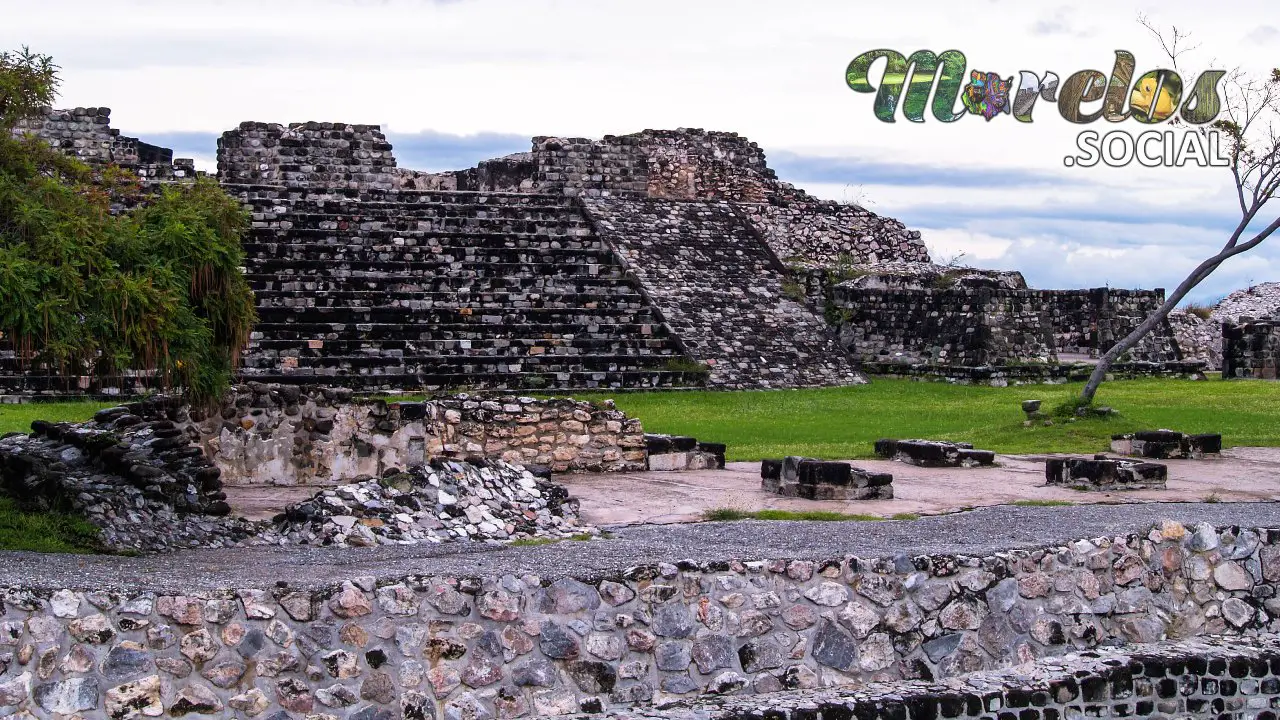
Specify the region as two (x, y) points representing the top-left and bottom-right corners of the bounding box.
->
(1111, 430), (1223, 460)
(760, 457), (894, 500)
(1223, 315), (1280, 379)
(1045, 455), (1168, 491)
(874, 439), (997, 468)
(643, 434), (726, 472)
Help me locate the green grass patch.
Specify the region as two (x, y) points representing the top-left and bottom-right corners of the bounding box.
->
(1011, 500), (1075, 507)
(509, 532), (602, 547)
(0, 400), (116, 436)
(702, 508), (884, 522)
(0, 497), (101, 553)
(566, 378), (1280, 461)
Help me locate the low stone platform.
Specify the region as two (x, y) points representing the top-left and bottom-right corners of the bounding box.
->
(1046, 456), (1168, 490)
(874, 440), (996, 468)
(760, 457), (893, 500)
(1111, 430), (1223, 459)
(646, 435), (726, 472)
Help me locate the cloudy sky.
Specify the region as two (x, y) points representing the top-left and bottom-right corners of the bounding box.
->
(5, 0), (1278, 302)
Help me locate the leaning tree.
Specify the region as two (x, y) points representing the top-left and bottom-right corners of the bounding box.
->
(1078, 20), (1280, 405)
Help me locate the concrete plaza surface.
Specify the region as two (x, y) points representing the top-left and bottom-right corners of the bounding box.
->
(555, 448), (1280, 525)
(223, 448), (1280, 526)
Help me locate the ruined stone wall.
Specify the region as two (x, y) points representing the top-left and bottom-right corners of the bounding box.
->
(182, 383), (647, 485)
(831, 286), (1178, 366)
(1223, 318), (1280, 380)
(11, 107), (194, 183)
(860, 360), (1208, 386)
(832, 287), (1053, 366)
(12, 107), (123, 165)
(0, 521), (1277, 718)
(531, 135), (651, 197)
(217, 122), (400, 189)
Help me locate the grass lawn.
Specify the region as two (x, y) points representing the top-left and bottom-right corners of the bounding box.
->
(0, 497), (101, 553)
(0, 400), (116, 436)
(2, 378), (1279, 464)
(582, 378), (1280, 461)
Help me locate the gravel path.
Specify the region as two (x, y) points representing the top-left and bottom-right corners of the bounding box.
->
(2, 502), (1278, 593)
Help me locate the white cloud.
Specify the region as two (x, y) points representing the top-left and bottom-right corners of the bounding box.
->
(2, 0), (1276, 301)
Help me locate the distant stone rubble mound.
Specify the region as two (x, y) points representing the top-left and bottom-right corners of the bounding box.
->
(1172, 282), (1280, 369)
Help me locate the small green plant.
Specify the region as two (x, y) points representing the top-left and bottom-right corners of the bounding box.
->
(781, 279), (808, 302)
(1181, 301), (1215, 320)
(930, 270), (963, 289)
(890, 512), (921, 520)
(824, 301), (854, 326)
(510, 537), (557, 547)
(1203, 493), (1222, 503)
(509, 531), (604, 547)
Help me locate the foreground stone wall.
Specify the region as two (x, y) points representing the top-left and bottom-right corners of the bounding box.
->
(831, 286), (1180, 366)
(184, 384), (647, 485)
(594, 635), (1280, 719)
(1223, 317), (1280, 380)
(0, 521), (1276, 718)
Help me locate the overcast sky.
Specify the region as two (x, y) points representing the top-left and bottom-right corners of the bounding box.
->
(5, 0), (1278, 302)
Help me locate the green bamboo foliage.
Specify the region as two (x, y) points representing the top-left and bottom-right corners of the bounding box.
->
(0, 49), (257, 406)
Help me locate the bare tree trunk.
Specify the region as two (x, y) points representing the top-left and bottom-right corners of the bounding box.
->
(1079, 214), (1280, 404)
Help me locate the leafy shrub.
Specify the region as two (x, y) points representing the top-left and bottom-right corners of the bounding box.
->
(0, 48), (256, 407)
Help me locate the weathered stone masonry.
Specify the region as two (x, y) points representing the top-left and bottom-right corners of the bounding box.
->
(1224, 317), (1280, 380)
(183, 383), (647, 485)
(0, 521), (1278, 718)
(589, 635), (1280, 719)
(829, 286), (1181, 368)
(582, 197), (863, 389)
(230, 184), (705, 392)
(3, 111), (1192, 396)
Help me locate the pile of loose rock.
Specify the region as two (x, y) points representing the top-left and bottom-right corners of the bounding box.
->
(266, 457), (590, 546)
(760, 457), (893, 500)
(0, 399), (594, 553)
(1171, 282), (1280, 369)
(0, 399), (260, 553)
(874, 439), (996, 467)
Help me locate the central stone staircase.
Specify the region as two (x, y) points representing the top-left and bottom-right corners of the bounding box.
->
(231, 186), (704, 392)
